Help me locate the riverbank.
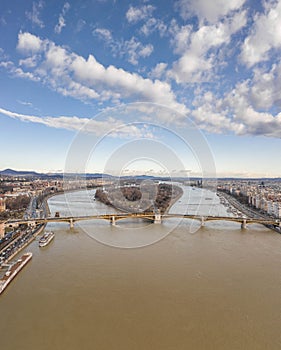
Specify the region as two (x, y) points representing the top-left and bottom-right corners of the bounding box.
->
(1, 223), (45, 267)
(218, 190), (267, 219)
(42, 187), (99, 217)
(163, 184), (184, 213)
(218, 190), (281, 233)
(0, 252), (32, 295)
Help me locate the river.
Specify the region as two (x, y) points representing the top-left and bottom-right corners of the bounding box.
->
(0, 184), (281, 349)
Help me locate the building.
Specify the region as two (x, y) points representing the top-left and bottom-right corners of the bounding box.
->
(267, 201), (274, 216)
(273, 202), (281, 218)
(0, 198), (6, 212)
(0, 222), (4, 239)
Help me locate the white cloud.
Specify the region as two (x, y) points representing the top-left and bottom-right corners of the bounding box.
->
(7, 12), (281, 141)
(124, 103), (188, 125)
(169, 10), (247, 83)
(17, 100), (33, 107)
(149, 62), (167, 79)
(44, 43), (71, 68)
(192, 80), (281, 137)
(139, 44), (153, 57)
(170, 24), (193, 54)
(0, 61), (13, 69)
(0, 107), (156, 139)
(25, 1), (45, 28)
(93, 29), (153, 65)
(240, 0), (281, 67)
(12, 32), (185, 114)
(93, 28), (112, 42)
(218, 58), (281, 113)
(70, 53), (179, 107)
(76, 19), (86, 33)
(0, 16), (7, 26)
(1, 56), (41, 82)
(13, 67), (40, 82)
(250, 62), (281, 109)
(126, 5), (166, 37)
(0, 107), (88, 131)
(184, 85), (281, 137)
(55, 2), (70, 34)
(56, 81), (100, 100)
(19, 56), (38, 68)
(140, 17), (167, 37)
(55, 16), (66, 34)
(176, 0), (246, 24)
(122, 37), (153, 65)
(6, 29), (281, 139)
(17, 32), (43, 53)
(126, 5), (155, 23)
(191, 91), (245, 134)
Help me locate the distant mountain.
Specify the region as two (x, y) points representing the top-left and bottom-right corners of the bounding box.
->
(0, 169), (110, 179)
(1, 169), (280, 181)
(0, 168), (42, 177)
(217, 177), (281, 181)
(64, 173), (112, 179)
(119, 175), (155, 180)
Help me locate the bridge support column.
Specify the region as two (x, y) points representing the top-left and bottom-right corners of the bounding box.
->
(70, 218), (74, 229)
(201, 216), (205, 227)
(241, 219), (247, 229)
(111, 216), (116, 226)
(154, 213), (162, 224)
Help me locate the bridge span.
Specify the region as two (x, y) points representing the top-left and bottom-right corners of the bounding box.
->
(3, 213), (281, 230)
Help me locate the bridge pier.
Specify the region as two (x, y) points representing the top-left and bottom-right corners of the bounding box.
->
(154, 213), (162, 224)
(111, 216), (116, 226)
(201, 216), (205, 227)
(241, 219), (247, 229)
(69, 218), (74, 229)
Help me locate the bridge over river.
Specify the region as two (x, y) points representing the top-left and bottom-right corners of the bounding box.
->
(4, 213), (281, 230)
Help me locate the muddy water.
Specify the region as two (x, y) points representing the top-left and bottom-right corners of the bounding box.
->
(0, 187), (280, 350)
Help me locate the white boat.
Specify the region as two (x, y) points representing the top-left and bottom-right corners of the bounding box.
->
(39, 231), (55, 247)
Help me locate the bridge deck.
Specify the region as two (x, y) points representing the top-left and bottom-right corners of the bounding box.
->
(3, 213), (280, 227)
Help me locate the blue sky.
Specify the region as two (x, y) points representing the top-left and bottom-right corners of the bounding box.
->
(0, 0), (281, 177)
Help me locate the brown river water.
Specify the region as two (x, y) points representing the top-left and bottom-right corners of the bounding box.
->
(0, 186), (281, 350)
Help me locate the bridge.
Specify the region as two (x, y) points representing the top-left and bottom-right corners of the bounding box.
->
(3, 212), (281, 230)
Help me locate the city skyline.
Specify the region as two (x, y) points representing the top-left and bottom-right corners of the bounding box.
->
(1, 0), (281, 177)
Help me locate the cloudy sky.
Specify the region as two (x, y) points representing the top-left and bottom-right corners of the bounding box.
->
(0, 0), (281, 177)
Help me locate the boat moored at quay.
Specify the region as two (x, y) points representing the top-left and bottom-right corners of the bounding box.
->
(39, 231), (55, 247)
(0, 252), (32, 295)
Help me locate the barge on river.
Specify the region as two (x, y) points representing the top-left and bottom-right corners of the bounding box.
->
(39, 231), (55, 248)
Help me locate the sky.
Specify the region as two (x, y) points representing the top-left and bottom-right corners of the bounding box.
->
(0, 0), (281, 177)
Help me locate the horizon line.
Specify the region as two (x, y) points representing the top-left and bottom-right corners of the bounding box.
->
(0, 168), (280, 180)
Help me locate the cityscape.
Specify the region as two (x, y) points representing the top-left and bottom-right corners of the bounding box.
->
(1, 0), (281, 349)
(1, 170), (281, 265)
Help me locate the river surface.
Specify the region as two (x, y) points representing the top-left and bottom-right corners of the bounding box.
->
(0, 185), (281, 349)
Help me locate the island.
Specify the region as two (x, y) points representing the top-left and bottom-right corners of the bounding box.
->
(95, 182), (183, 214)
